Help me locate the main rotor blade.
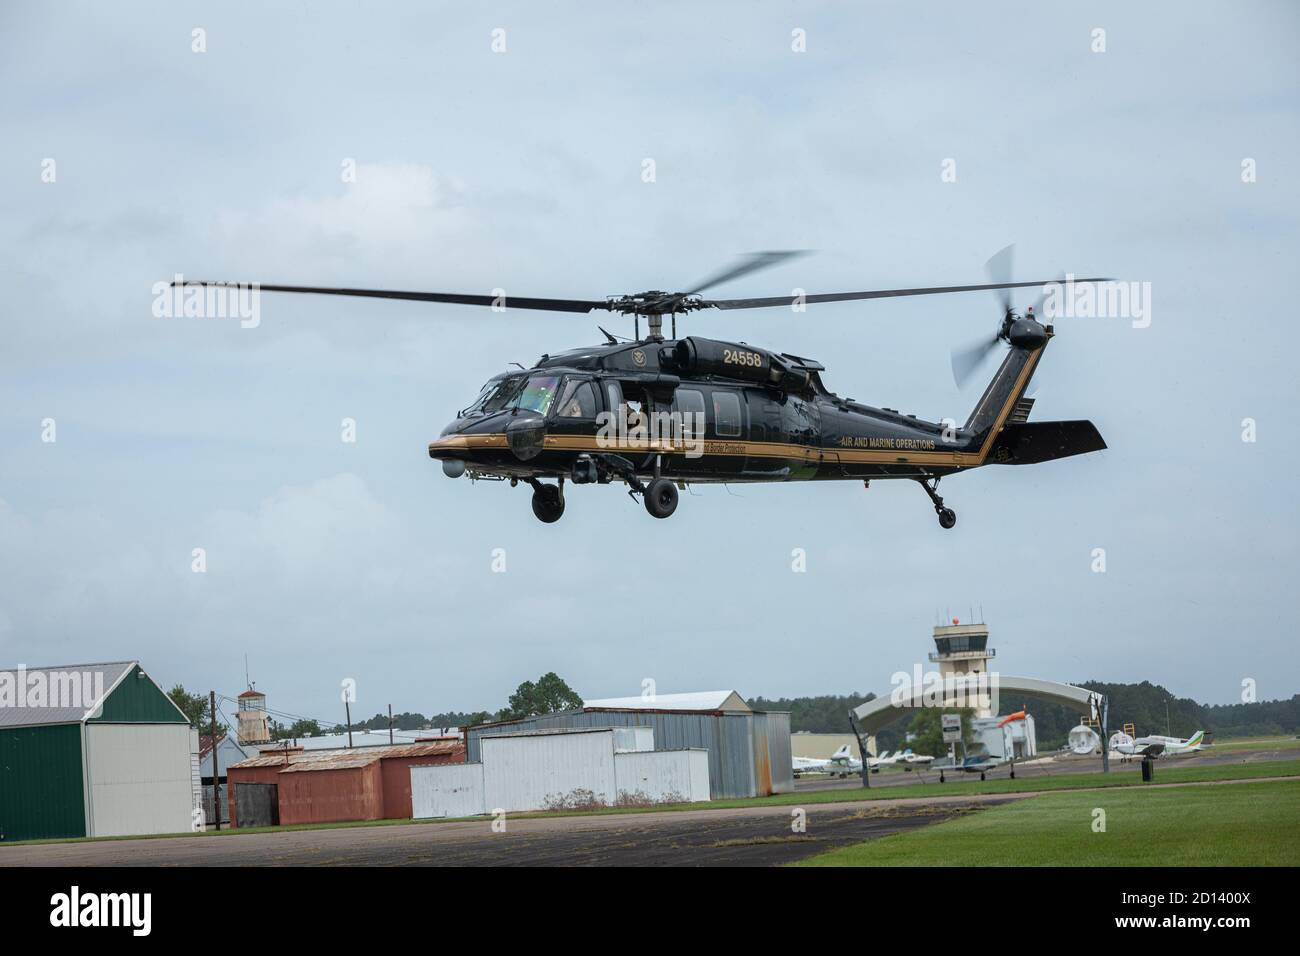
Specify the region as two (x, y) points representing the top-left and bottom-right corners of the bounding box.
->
(950, 334), (1002, 389)
(704, 278), (1107, 311)
(170, 281), (609, 314)
(684, 250), (809, 295)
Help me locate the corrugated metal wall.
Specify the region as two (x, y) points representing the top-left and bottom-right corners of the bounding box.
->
(202, 784), (231, 825)
(227, 762), (290, 827)
(411, 763), (486, 818)
(759, 711), (794, 794)
(89, 665), (189, 724)
(85, 723), (195, 837)
(466, 708), (793, 799)
(482, 731), (617, 811)
(614, 750), (710, 805)
(190, 728), (202, 828)
(379, 750), (464, 819)
(613, 726), (654, 753)
(0, 723), (86, 842)
(277, 764), (384, 825)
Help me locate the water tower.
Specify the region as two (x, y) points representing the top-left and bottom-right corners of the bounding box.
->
(236, 687), (271, 745)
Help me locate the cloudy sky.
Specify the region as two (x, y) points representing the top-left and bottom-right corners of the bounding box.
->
(2, 2), (1297, 726)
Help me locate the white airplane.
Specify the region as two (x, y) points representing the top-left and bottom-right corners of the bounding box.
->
(796, 745), (899, 778)
(895, 748), (936, 769)
(850, 745), (908, 775)
(792, 746), (860, 776)
(792, 755), (833, 777)
(793, 745), (915, 779)
(827, 744), (866, 777)
(1111, 730), (1208, 760)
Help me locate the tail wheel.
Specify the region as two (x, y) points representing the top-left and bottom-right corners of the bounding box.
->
(531, 485), (565, 523)
(644, 478), (679, 519)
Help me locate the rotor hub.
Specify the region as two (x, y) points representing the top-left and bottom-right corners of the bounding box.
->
(605, 292), (707, 316)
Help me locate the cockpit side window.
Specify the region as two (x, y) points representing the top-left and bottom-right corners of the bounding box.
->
(555, 378), (598, 418)
(514, 374), (562, 415)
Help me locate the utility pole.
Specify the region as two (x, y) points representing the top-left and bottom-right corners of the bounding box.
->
(345, 699), (353, 748)
(388, 703), (394, 745)
(209, 690), (221, 831)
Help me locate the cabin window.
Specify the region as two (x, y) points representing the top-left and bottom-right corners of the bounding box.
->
(673, 388), (705, 417)
(712, 390), (743, 438)
(555, 379), (598, 418)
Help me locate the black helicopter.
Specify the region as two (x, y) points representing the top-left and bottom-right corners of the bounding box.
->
(177, 248), (1108, 526)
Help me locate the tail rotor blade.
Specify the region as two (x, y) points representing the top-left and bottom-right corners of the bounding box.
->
(951, 334), (1001, 389)
(984, 244), (1016, 315)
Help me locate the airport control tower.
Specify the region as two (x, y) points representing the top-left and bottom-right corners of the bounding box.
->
(930, 619), (995, 718)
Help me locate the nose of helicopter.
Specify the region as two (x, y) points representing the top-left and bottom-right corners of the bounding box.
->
(429, 425), (479, 479)
(429, 417), (471, 460)
(429, 412), (547, 476)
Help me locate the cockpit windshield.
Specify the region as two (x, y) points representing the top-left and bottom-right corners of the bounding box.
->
(465, 376), (517, 415)
(464, 374), (562, 416)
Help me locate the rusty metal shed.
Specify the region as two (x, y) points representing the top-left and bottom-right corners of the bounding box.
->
(226, 740), (464, 827)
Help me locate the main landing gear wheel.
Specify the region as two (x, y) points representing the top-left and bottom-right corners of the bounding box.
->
(644, 478), (678, 519)
(530, 484), (565, 523)
(917, 477), (957, 530)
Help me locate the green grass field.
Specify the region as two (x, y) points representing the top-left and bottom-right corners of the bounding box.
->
(797, 779), (1300, 866)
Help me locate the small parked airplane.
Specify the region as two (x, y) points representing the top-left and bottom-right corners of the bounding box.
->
(794, 746), (903, 778)
(896, 749), (936, 770)
(792, 755), (833, 777)
(937, 754), (1002, 782)
(792, 746), (867, 777)
(1112, 730), (1208, 761)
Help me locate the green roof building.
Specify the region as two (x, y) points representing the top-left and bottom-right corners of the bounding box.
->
(0, 661), (198, 843)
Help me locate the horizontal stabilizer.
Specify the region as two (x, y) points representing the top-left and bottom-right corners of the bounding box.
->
(988, 420), (1106, 465)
